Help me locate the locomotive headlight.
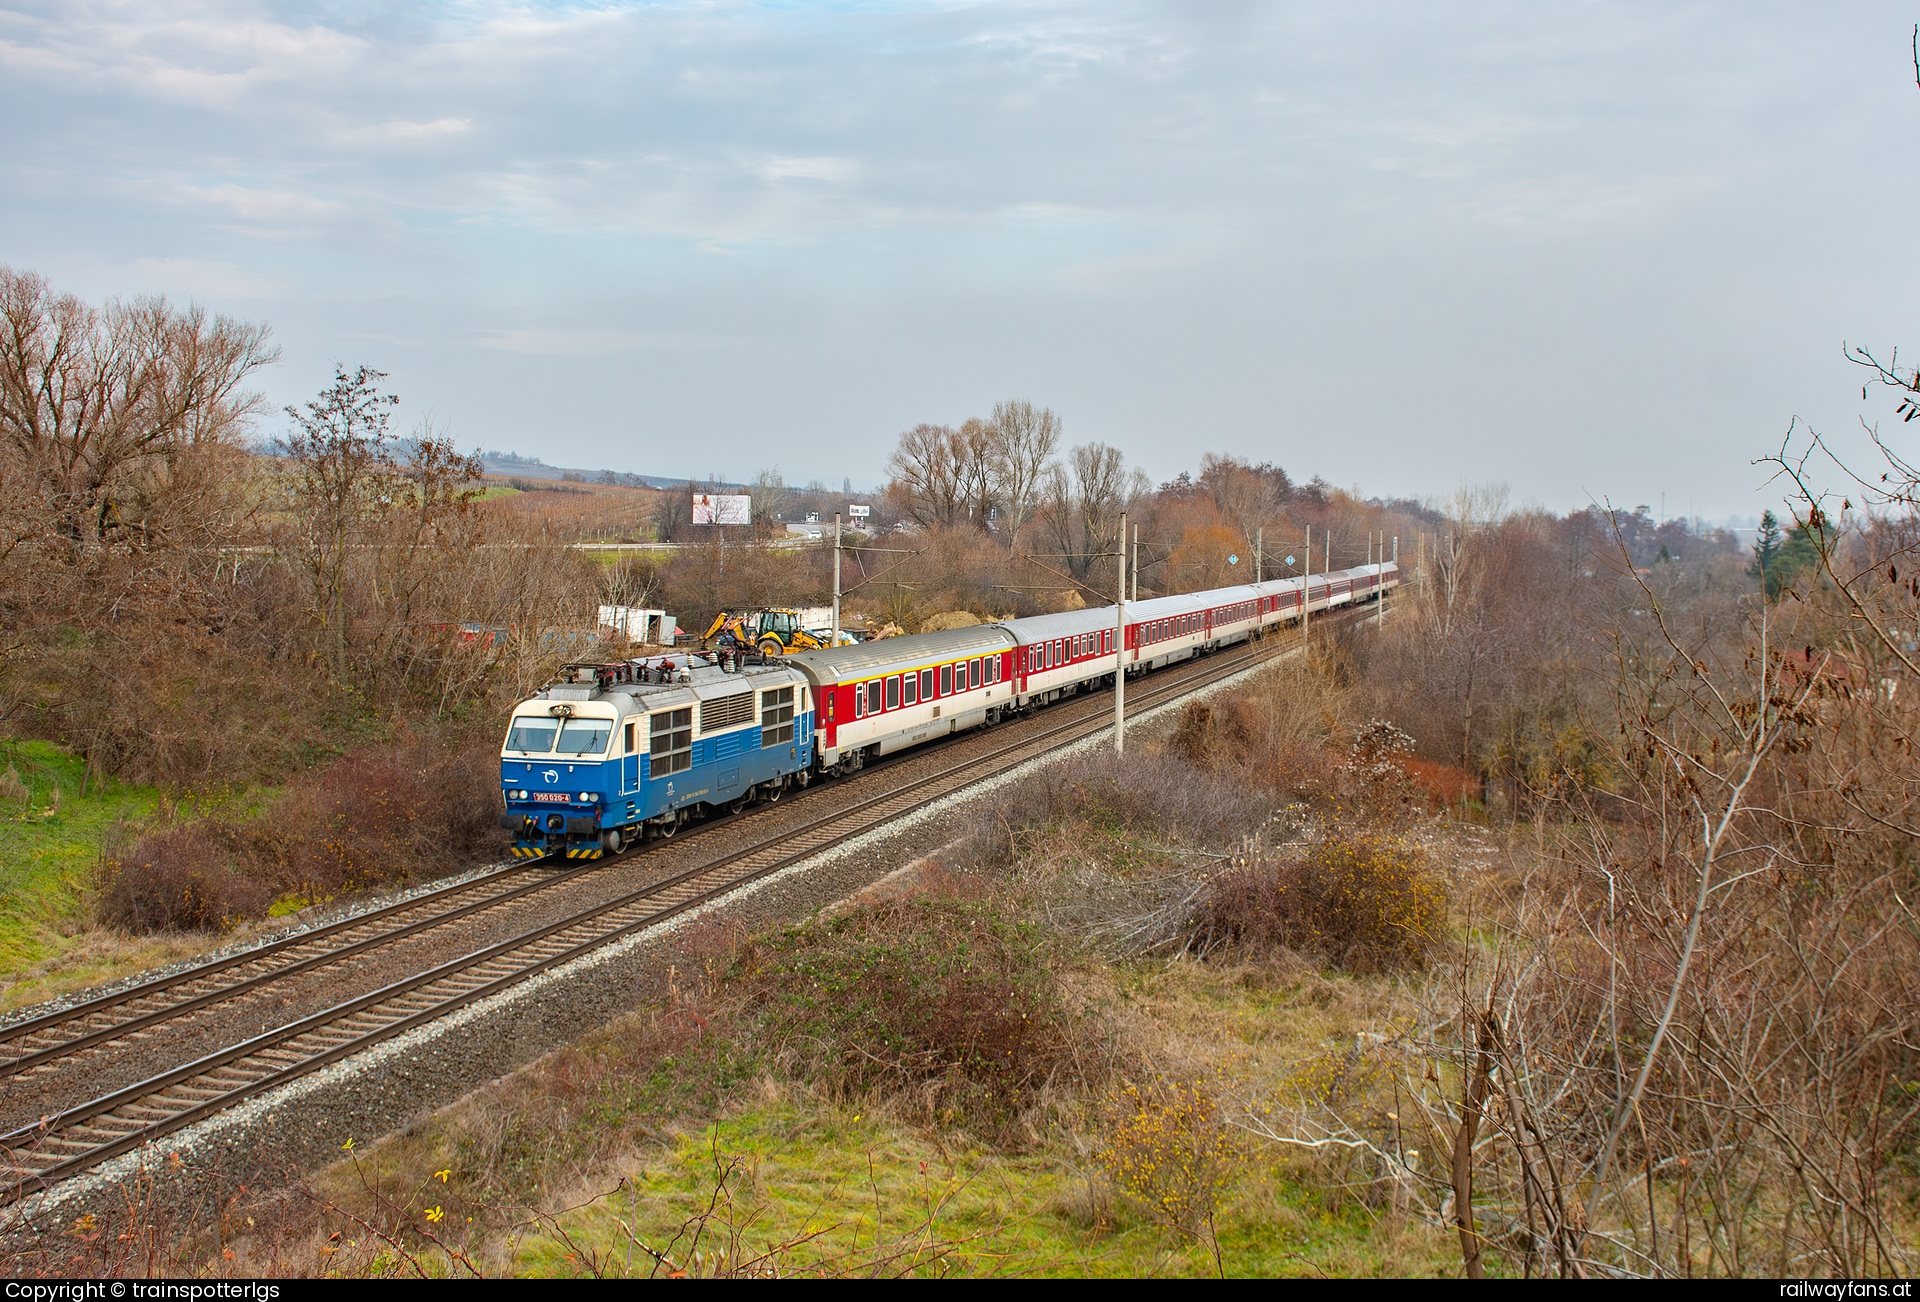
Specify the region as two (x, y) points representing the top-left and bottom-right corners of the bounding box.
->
(579, 791), (596, 802)
(513, 789), (529, 800)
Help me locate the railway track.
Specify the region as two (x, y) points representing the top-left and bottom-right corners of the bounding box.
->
(0, 604), (1373, 1201)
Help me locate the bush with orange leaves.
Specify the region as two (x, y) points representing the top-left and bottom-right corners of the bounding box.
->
(1190, 825), (1446, 973)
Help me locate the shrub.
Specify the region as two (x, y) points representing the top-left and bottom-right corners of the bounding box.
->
(262, 730), (501, 898)
(97, 825), (274, 934)
(1098, 1078), (1237, 1232)
(98, 727), (504, 934)
(975, 750), (1268, 867)
(736, 886), (1098, 1134)
(1191, 826), (1446, 972)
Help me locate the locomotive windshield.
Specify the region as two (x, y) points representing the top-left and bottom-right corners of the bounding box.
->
(505, 717), (560, 753)
(553, 719), (613, 756)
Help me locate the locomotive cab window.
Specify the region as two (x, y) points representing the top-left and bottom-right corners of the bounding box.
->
(649, 709), (692, 776)
(760, 686), (795, 747)
(506, 717), (559, 754)
(555, 719), (612, 756)
(623, 721), (636, 754)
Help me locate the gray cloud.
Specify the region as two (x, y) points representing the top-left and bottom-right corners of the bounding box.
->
(3, 0), (1916, 514)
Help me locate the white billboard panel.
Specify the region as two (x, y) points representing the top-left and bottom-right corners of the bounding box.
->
(847, 504), (871, 519)
(692, 493), (751, 525)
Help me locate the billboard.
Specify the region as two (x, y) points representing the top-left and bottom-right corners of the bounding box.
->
(692, 493), (751, 525)
(847, 504), (871, 519)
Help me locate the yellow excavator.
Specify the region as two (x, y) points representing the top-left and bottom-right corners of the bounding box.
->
(701, 608), (837, 657)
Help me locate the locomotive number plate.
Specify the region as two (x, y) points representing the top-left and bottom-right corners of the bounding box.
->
(532, 792), (570, 803)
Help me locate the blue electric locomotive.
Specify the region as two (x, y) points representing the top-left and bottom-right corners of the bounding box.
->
(499, 655), (814, 860)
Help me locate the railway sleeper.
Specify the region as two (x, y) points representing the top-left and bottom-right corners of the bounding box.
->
(164, 1086), (228, 1103)
(33, 1136), (111, 1154)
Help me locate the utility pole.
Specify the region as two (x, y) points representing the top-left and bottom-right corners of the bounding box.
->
(831, 513), (842, 647)
(1303, 525), (1311, 640)
(1130, 523), (1139, 602)
(1255, 527), (1263, 585)
(1115, 510), (1127, 756)
(1376, 531), (1386, 630)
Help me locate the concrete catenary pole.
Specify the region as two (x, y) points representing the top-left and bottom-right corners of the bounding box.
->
(1131, 523), (1140, 601)
(1115, 511), (1128, 756)
(831, 513), (842, 647)
(1303, 525), (1312, 640)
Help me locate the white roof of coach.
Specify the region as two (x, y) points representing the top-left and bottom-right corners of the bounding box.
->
(784, 624), (1017, 686)
(997, 606), (1119, 644)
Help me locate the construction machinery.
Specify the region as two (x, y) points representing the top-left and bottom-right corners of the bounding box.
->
(701, 608), (852, 657)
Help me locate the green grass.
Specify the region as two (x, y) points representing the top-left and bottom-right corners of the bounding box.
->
(0, 739), (286, 1009)
(509, 1103), (1459, 1278)
(0, 740), (159, 980)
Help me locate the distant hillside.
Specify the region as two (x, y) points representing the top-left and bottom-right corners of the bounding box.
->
(476, 451), (729, 491)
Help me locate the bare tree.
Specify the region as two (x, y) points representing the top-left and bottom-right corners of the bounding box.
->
(278, 366), (482, 680)
(955, 418), (998, 527)
(0, 266), (277, 550)
(750, 467), (792, 535)
(989, 398), (1062, 543)
(1197, 453), (1288, 547)
(653, 485), (692, 542)
(886, 422), (968, 528)
(1040, 441), (1148, 581)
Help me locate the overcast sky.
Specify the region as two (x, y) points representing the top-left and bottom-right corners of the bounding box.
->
(4, 1), (1918, 517)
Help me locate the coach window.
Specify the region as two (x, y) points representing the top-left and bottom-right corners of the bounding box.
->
(939, 664), (952, 695)
(919, 668), (934, 700)
(885, 676), (899, 711)
(901, 672), (916, 706)
(853, 683), (866, 718)
(865, 680), (881, 715)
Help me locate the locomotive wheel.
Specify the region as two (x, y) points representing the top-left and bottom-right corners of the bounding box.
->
(655, 813), (679, 839)
(762, 780), (783, 803)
